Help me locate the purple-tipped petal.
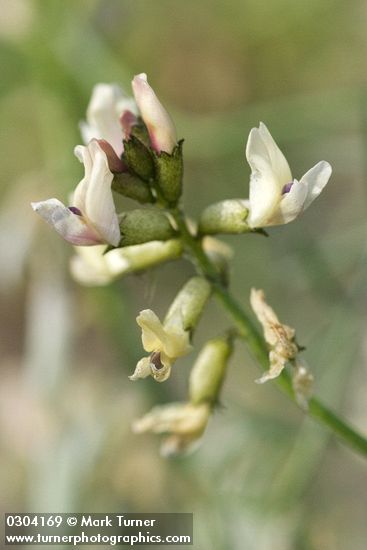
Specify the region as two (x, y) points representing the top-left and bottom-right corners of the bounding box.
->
(97, 139), (127, 173)
(281, 181), (294, 195)
(120, 110), (138, 139)
(31, 199), (103, 245)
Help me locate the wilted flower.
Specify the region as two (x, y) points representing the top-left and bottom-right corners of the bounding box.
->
(132, 402), (211, 457)
(80, 83), (138, 157)
(32, 141), (120, 246)
(245, 122), (332, 228)
(129, 309), (192, 382)
(70, 239), (183, 286)
(250, 288), (298, 383)
(132, 73), (177, 154)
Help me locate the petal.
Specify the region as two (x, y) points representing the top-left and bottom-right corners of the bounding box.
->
(273, 161), (332, 225)
(136, 309), (167, 352)
(246, 127), (283, 227)
(151, 354), (172, 382)
(132, 402), (210, 435)
(132, 73), (177, 153)
(31, 199), (102, 245)
(258, 123), (292, 185)
(129, 357), (152, 381)
(80, 121), (95, 146)
(73, 144), (92, 212)
(81, 83), (137, 156)
(255, 351), (286, 384)
(250, 288), (281, 346)
(274, 178), (309, 224)
(117, 239), (183, 272)
(70, 244), (130, 286)
(96, 139), (126, 173)
(74, 142), (120, 247)
(299, 160), (332, 210)
(163, 316), (192, 358)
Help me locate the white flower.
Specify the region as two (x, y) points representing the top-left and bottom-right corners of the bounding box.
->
(250, 288), (298, 383)
(80, 77), (177, 157)
(132, 73), (177, 154)
(32, 141), (120, 246)
(70, 239), (183, 286)
(80, 83), (138, 156)
(245, 122), (332, 227)
(70, 244), (130, 285)
(129, 309), (191, 383)
(132, 402), (211, 457)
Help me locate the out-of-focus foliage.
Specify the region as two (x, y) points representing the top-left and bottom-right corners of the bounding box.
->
(1, 1), (367, 548)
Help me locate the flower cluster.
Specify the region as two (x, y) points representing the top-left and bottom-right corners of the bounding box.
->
(32, 73), (179, 249)
(31, 73), (332, 454)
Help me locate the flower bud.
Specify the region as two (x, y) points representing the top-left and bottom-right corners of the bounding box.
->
(189, 337), (232, 405)
(132, 73), (177, 154)
(164, 276), (211, 332)
(119, 209), (175, 246)
(199, 199), (250, 235)
(70, 239), (183, 286)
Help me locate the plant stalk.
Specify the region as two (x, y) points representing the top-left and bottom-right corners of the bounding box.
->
(171, 207), (367, 458)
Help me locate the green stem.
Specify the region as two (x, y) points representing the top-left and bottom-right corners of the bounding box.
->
(171, 208), (367, 458)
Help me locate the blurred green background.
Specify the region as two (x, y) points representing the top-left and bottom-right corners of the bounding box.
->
(1, 0), (367, 548)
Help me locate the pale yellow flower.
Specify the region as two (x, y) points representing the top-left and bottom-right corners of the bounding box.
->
(130, 277), (211, 382)
(129, 309), (191, 382)
(132, 402), (211, 457)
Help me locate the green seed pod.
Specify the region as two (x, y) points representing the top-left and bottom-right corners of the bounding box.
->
(112, 172), (154, 204)
(189, 337), (232, 406)
(119, 209), (175, 246)
(164, 276), (211, 332)
(199, 199), (250, 235)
